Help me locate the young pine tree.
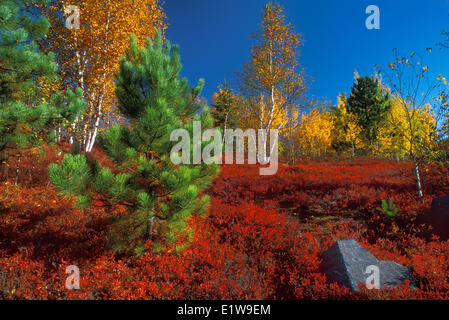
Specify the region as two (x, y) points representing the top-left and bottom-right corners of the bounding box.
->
(49, 32), (220, 254)
(0, 0), (85, 175)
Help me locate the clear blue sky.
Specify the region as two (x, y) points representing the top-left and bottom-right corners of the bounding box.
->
(163, 0), (449, 105)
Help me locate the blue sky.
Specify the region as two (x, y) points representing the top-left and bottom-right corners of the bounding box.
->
(164, 0), (449, 105)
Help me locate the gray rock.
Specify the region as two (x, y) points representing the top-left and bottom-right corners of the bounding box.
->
(321, 240), (416, 291)
(377, 260), (415, 289)
(429, 196), (449, 239)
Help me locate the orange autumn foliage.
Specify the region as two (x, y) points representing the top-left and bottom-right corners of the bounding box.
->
(37, 0), (167, 151)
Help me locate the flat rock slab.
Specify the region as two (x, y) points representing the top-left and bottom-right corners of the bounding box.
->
(321, 240), (416, 291)
(429, 196), (449, 239)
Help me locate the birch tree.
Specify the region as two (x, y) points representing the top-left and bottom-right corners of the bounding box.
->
(377, 49), (445, 197)
(238, 2), (307, 163)
(211, 82), (239, 141)
(36, 0), (166, 152)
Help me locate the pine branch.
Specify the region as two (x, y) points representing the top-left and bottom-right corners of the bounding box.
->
(0, 65), (47, 77)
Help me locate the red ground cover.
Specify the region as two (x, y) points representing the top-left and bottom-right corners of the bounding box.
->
(1, 146), (449, 299)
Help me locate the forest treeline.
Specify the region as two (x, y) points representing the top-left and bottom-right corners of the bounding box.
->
(4, 1), (447, 164)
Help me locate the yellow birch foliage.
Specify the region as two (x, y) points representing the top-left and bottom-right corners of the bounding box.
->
(330, 93), (363, 157)
(293, 107), (334, 158)
(239, 2), (306, 137)
(239, 93), (299, 135)
(377, 97), (437, 159)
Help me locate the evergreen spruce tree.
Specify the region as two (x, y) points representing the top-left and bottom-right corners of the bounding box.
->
(0, 0), (85, 167)
(347, 75), (392, 149)
(49, 32), (220, 254)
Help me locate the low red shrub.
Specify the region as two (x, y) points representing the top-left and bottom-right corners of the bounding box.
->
(1, 147), (449, 299)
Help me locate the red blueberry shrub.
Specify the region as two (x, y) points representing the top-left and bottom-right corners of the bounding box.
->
(1, 145), (449, 299)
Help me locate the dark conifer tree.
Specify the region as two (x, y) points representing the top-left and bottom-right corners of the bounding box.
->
(347, 75), (392, 148)
(0, 0), (85, 171)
